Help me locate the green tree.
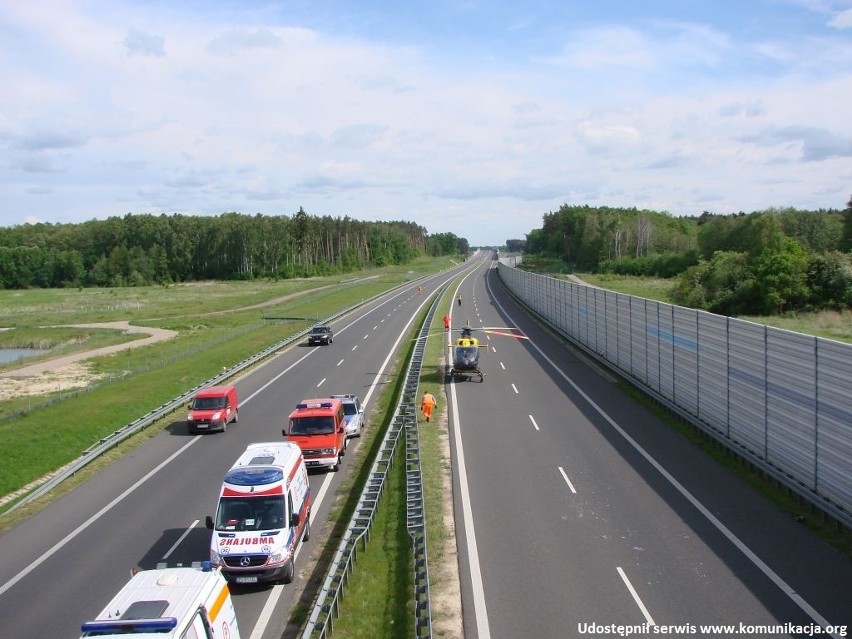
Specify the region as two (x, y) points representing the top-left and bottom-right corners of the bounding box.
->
(806, 251), (852, 310)
(751, 237), (809, 314)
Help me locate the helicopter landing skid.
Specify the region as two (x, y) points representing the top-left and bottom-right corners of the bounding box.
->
(449, 368), (484, 383)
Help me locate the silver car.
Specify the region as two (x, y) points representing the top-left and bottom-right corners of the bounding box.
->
(330, 394), (364, 438)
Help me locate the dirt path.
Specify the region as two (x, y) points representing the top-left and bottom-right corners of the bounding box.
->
(0, 284), (335, 398)
(0, 322), (178, 379)
(0, 322), (179, 401)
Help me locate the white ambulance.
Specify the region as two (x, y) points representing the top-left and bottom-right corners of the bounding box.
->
(206, 442), (312, 585)
(79, 562), (240, 639)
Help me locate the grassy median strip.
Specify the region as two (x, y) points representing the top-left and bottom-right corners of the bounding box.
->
(315, 283), (462, 638)
(296, 303), (426, 638)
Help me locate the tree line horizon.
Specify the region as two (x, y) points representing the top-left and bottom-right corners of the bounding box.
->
(506, 198), (852, 316)
(0, 208), (470, 289)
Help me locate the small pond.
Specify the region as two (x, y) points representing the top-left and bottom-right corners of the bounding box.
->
(0, 348), (49, 365)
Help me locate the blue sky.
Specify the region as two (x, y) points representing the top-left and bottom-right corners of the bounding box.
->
(1, 0), (851, 246)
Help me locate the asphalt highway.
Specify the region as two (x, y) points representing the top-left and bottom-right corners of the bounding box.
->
(0, 258), (478, 639)
(1, 252), (850, 639)
(448, 259), (852, 639)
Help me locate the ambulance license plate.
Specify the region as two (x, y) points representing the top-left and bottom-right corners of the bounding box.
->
(235, 576), (258, 584)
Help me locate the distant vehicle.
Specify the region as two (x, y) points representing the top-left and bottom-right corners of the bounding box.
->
(330, 394), (365, 438)
(79, 562), (241, 639)
(307, 325), (334, 345)
(186, 385), (238, 433)
(284, 398), (347, 471)
(206, 442), (311, 585)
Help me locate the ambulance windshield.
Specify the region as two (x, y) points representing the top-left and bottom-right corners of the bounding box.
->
(290, 416), (336, 435)
(216, 496), (286, 531)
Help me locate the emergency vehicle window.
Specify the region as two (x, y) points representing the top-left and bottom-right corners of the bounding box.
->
(342, 403), (357, 416)
(290, 416), (335, 434)
(218, 499), (255, 530)
(180, 612), (209, 639)
(257, 497), (286, 530)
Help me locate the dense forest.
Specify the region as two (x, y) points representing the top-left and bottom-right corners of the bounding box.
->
(0, 209), (469, 289)
(520, 200), (852, 315)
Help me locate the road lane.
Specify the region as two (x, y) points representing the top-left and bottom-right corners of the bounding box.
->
(449, 259), (852, 639)
(0, 259), (481, 639)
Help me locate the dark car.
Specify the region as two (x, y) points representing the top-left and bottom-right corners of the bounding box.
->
(307, 325), (333, 345)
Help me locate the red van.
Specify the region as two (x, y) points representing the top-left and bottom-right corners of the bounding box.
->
(187, 385), (239, 433)
(284, 398), (347, 471)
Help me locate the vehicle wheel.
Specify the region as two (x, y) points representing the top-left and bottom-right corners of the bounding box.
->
(303, 516), (311, 542)
(331, 457), (340, 472)
(221, 421), (226, 433)
(233, 410), (238, 424)
(282, 558), (295, 584)
(329, 337), (333, 344)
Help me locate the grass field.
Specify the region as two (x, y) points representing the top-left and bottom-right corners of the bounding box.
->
(0, 257), (455, 514)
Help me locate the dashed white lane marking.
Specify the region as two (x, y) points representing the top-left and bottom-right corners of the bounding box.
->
(617, 566), (656, 626)
(558, 466), (577, 494)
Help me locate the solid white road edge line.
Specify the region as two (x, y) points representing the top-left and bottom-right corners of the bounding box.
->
(251, 280), (448, 639)
(0, 437), (202, 598)
(162, 519), (199, 560)
(451, 378), (492, 639)
(249, 472), (335, 639)
(487, 275), (841, 637)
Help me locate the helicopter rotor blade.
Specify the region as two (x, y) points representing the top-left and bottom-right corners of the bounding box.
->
(484, 330), (529, 339)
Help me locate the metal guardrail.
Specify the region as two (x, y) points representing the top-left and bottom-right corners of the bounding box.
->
(301, 287), (444, 639)
(4, 305), (361, 514)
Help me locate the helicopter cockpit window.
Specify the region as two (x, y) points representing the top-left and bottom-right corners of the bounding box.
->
(456, 346), (477, 358)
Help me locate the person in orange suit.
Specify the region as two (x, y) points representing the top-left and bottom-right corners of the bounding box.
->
(421, 392), (437, 422)
(443, 314), (450, 331)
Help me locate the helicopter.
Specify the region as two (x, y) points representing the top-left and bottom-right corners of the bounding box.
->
(448, 324), (527, 382)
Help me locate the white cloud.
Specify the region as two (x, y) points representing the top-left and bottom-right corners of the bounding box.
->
(123, 28), (165, 57)
(1, 1), (851, 245)
(828, 7), (852, 28)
